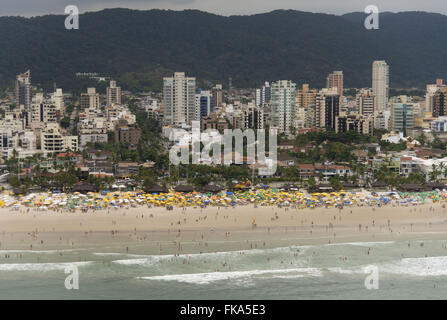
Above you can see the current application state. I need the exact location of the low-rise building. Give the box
[116,161,140,177]
[297,163,315,179]
[114,123,141,150]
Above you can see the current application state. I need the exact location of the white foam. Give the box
[380,256,447,276]
[93,252,124,257]
[328,256,447,277]
[137,268,322,284]
[327,267,362,275]
[325,241,395,247]
[93,252,153,259]
[111,245,308,266]
[0,261,92,272]
[113,258,153,266]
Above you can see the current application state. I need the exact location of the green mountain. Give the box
[0,9,446,91]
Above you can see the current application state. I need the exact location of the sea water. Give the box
[1,240,447,299]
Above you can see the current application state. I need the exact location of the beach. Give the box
[1,197,447,299]
[1,201,447,252]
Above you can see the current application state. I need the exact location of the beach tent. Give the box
[371,181,388,190]
[200,184,223,194]
[144,184,168,194]
[425,182,446,191]
[174,185,194,193]
[72,183,97,194]
[398,184,423,192]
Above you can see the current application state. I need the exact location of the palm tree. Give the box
[430,164,440,181]
[438,162,446,180]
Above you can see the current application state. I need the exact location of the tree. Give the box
[60,117,70,129]
[329,175,342,191]
[7,176,21,189]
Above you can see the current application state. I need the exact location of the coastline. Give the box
[1,202,447,253]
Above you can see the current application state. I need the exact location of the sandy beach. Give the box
[1,202,447,254]
[2,200,447,300]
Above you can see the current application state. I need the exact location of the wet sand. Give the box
[1,202,447,254]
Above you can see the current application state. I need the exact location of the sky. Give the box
[1,0,446,17]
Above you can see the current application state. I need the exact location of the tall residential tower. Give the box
[271,80,296,134]
[372,60,389,113]
[163,72,196,126]
[106,80,122,106]
[15,70,32,110]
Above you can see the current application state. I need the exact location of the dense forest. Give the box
[1,9,447,91]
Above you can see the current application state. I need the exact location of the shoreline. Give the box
[1,202,447,253]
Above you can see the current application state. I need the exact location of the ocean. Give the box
[1,239,447,299]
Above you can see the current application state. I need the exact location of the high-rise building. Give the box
[255,82,271,107]
[326,71,343,98]
[243,104,264,130]
[271,80,296,134]
[296,84,317,129]
[357,89,375,116]
[390,96,414,136]
[211,84,224,109]
[15,70,31,110]
[316,88,340,130]
[163,72,196,126]
[29,93,58,127]
[372,60,389,113]
[432,87,447,117]
[296,84,317,108]
[195,90,214,120]
[426,79,446,116]
[51,89,65,112]
[106,80,122,106]
[81,88,100,110]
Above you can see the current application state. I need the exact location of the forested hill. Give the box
[0,9,446,91]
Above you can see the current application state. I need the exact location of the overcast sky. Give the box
[1,0,446,17]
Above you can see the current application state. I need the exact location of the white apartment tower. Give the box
[29,93,58,127]
[41,123,78,154]
[163,72,196,126]
[106,80,122,106]
[271,80,296,134]
[372,60,389,113]
[51,88,65,112]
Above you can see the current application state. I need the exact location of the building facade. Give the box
[163,72,196,126]
[15,70,31,110]
[81,88,101,110]
[195,90,214,120]
[372,60,389,113]
[271,80,296,134]
[390,96,414,136]
[106,80,122,106]
[316,88,340,130]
